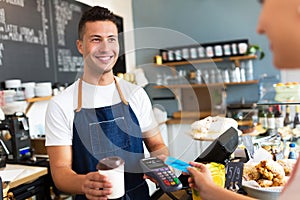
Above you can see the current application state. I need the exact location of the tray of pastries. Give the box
[242,159,296,200]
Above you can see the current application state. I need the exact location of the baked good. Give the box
[243,160,290,187]
[243,163,260,181]
[257,179,273,187]
[191,116,239,139]
[255,160,285,186]
[277,159,296,176]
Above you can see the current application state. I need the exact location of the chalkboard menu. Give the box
[0,0,125,84]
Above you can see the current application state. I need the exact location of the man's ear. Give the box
[76,40,83,55]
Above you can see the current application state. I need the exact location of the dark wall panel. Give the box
[0,0,125,85]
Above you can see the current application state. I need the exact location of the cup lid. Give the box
[97,156,124,170]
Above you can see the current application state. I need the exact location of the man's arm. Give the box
[47,146,112,198]
[47,146,84,193]
[143,127,169,157]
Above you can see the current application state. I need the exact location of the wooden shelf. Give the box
[25,96,52,114]
[166,111,211,124]
[166,118,197,125]
[26,96,52,103]
[156,55,257,67]
[154,80,259,89]
[225,80,259,85]
[173,111,211,119]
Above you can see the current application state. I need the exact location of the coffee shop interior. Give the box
[1,0,300,199]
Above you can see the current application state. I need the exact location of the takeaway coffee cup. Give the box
[97,156,125,199]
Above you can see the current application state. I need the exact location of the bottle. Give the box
[288,143,298,159]
[293,105,300,128]
[274,105,284,129]
[267,106,275,129]
[284,105,292,128]
[258,106,268,129]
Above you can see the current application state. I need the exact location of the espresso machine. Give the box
[0,112,32,163]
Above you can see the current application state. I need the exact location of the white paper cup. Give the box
[97,156,125,199]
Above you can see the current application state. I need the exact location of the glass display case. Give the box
[255,77,300,160]
[257,75,300,105]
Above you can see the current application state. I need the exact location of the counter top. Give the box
[1,164,48,197]
[166,111,212,124]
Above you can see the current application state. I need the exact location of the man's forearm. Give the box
[149,144,170,157]
[52,167,85,194]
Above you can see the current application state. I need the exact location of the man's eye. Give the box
[92,38,100,42]
[108,38,117,42]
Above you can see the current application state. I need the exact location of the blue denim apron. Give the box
[72,78,149,199]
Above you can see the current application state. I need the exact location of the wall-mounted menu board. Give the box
[0,0,125,84]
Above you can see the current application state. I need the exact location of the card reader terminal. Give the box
[140,157,182,192]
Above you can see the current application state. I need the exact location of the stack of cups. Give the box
[21,82,36,99]
[210,70,216,83]
[244,60,254,81]
[222,70,230,83]
[34,82,52,97]
[196,69,202,84]
[240,66,246,82]
[202,70,209,83]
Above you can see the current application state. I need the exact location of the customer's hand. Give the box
[82,171,112,199]
[187,161,214,192]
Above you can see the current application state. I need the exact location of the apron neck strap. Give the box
[114,77,129,106]
[75,77,128,112]
[75,78,83,112]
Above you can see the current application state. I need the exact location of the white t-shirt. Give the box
[45,77,158,146]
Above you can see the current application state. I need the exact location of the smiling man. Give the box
[45,6,169,200]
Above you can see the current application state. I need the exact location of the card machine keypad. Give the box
[140,157,182,192]
[154,167,180,186]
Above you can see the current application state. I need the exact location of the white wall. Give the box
[75,0,136,72]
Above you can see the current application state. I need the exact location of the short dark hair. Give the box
[78,6,118,40]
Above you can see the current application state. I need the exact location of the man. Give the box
[45,6,169,199]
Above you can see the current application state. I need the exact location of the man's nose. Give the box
[256,23,265,35]
[256,14,265,35]
[99,40,109,50]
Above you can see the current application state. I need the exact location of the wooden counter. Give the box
[1,164,48,198]
[166,111,212,125]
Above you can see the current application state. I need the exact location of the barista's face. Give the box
[257,0,300,69]
[77,20,119,77]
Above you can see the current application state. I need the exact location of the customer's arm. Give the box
[47,145,112,198]
[188,162,255,200]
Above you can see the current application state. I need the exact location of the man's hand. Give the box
[82,171,113,199]
[143,155,174,185]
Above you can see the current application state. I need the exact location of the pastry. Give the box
[191,116,240,139]
[277,159,296,176]
[243,164,260,181]
[256,160,285,181]
[257,179,273,187]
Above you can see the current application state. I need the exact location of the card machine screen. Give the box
[144,159,165,169]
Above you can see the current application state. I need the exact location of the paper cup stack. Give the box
[34,82,52,97]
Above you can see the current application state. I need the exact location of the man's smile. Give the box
[95,55,114,62]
